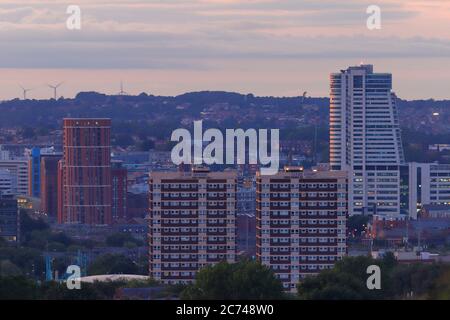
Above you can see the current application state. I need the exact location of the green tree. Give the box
[48,232,72,247]
[20,211,72,251]
[390,263,446,299]
[295,254,450,300]
[0,260,22,277]
[429,269,450,299]
[0,276,38,299]
[0,247,43,278]
[40,281,100,300]
[40,281,126,300]
[136,139,155,151]
[21,127,36,140]
[47,242,67,252]
[113,134,135,147]
[88,254,139,275]
[297,255,396,300]
[106,233,143,247]
[20,210,49,243]
[181,259,285,300]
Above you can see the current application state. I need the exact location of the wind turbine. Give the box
[48,82,63,100]
[19,85,32,100]
[118,81,128,96]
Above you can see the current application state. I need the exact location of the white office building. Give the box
[330,64,405,217]
[0,169,14,195]
[0,160,29,195]
[406,163,450,219]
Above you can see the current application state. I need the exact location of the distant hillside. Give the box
[0,91,330,132]
[0,91,449,163]
[0,90,448,130]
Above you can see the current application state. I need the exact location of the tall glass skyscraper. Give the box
[330,64,405,217]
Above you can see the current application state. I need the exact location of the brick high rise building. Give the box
[256,167,348,292]
[148,167,237,284]
[58,119,112,225]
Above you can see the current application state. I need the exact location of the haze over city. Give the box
[2,0,450,308]
[1,0,450,100]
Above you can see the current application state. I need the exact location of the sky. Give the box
[0,0,450,100]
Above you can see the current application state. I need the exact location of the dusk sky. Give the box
[1,0,450,100]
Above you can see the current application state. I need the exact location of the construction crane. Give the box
[45,255,53,281]
[76,250,88,277]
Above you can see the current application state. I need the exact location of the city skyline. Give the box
[1,0,450,305]
[1,0,450,100]
[1,60,450,300]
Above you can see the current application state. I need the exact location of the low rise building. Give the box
[406,163,450,219]
[0,159,29,195]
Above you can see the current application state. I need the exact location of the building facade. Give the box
[28,147,41,197]
[148,168,237,284]
[406,163,450,219]
[256,167,348,291]
[111,161,128,222]
[40,155,62,219]
[0,194,19,242]
[0,160,29,195]
[27,147,60,198]
[0,169,13,195]
[330,64,405,217]
[237,178,256,216]
[237,213,256,257]
[58,118,112,225]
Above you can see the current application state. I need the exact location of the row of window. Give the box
[153,183,233,189]
[258,183,338,189]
